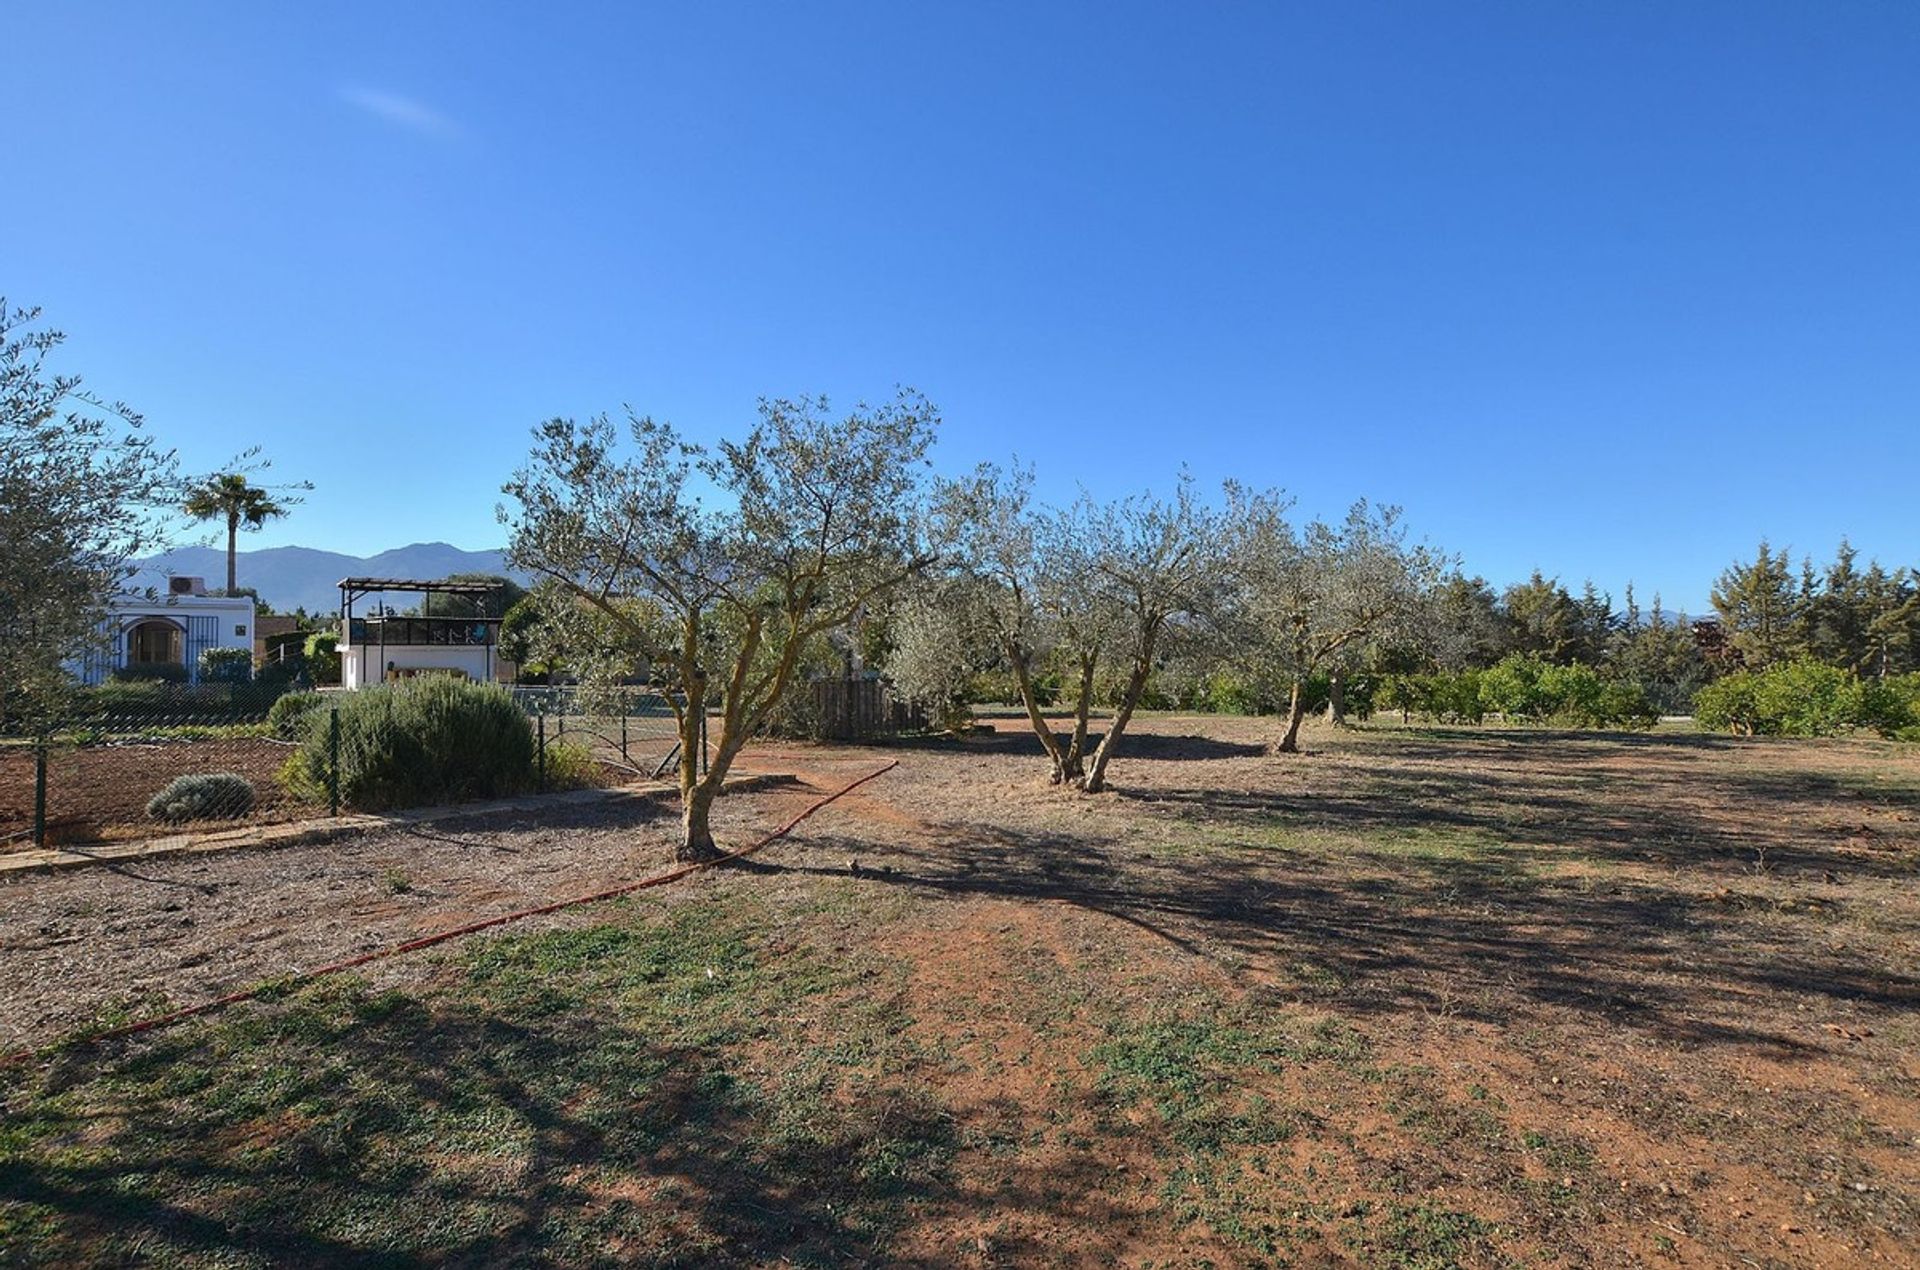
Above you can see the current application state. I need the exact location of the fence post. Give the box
[327,704,341,817]
[620,708,629,765]
[32,736,48,849]
[699,703,708,776]
[537,711,548,792]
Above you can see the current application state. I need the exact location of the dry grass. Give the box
[2,713,1916,1266]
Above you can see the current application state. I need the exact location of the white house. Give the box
[75,577,256,685]
[338,577,505,689]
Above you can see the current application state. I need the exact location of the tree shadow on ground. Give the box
[5,989,967,1267]
[747,814,1917,1056]
[1372,726,1743,753]
[1115,754,1919,882]
[874,726,1269,762]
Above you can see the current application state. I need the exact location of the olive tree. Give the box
[881,580,996,734]
[1075,475,1224,792]
[937,464,1221,791]
[1228,491,1446,753]
[0,303,175,730]
[502,391,938,860]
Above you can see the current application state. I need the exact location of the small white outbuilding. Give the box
[74,577,256,685]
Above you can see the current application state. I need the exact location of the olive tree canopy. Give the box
[935,464,1223,791]
[502,391,939,860]
[1227,491,1447,753]
[0,303,175,729]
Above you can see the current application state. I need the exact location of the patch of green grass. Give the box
[0,894,952,1267]
[1359,1201,1499,1269]
[1090,1004,1349,1254]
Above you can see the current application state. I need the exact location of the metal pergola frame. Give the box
[338,577,508,685]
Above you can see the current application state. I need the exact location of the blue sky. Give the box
[8,2,1918,613]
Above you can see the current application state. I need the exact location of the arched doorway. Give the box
[126,618,185,668]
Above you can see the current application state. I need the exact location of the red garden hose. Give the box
[3,761,897,1068]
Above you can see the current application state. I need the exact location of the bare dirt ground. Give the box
[3,714,1917,1267]
[0,762,832,1052]
[0,737,309,847]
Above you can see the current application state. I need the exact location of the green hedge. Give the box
[284,677,536,810]
[198,647,253,684]
[1377,656,1656,730]
[75,679,290,723]
[1694,661,1919,738]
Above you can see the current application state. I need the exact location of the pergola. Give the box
[338,577,507,685]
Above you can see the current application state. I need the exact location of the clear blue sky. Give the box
[9,2,1918,613]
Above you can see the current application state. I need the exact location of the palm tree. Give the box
[182,472,294,593]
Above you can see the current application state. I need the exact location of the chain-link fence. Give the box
[2,683,704,853]
[509,685,703,782]
[2,687,322,851]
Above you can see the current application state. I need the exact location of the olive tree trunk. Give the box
[1082,650,1153,793]
[1275,678,1308,754]
[1324,669,1346,726]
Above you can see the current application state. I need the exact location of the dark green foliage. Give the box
[1862,673,1920,740]
[422,573,526,619]
[287,677,535,810]
[76,678,286,722]
[1479,655,1656,729]
[266,690,326,740]
[197,646,252,684]
[1381,659,1651,729]
[1376,669,1487,724]
[111,663,188,685]
[1694,659,1916,738]
[1499,573,1613,666]
[146,772,254,822]
[303,631,341,685]
[497,595,545,674]
[1196,669,1279,715]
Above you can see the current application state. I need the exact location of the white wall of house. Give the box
[74,595,256,685]
[341,643,496,689]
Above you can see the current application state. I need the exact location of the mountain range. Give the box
[134,543,531,615]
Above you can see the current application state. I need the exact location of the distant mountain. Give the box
[133,543,531,615]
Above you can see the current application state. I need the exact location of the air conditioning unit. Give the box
[168,576,208,596]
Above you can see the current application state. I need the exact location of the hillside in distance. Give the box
[134,543,530,614]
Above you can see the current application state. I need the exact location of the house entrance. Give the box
[127,619,185,667]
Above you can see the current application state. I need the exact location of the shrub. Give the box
[1755,660,1862,736]
[285,677,535,810]
[77,679,287,724]
[1860,673,1920,739]
[1593,680,1661,730]
[198,646,253,684]
[1199,670,1272,715]
[267,690,327,740]
[1480,654,1549,721]
[1429,669,1486,723]
[112,663,188,685]
[542,740,606,791]
[1694,659,1900,738]
[1694,671,1760,735]
[1376,673,1422,722]
[147,773,255,823]
[1473,655,1654,729]
[304,631,342,685]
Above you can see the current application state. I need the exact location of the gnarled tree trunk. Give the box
[1325,669,1346,726]
[1275,678,1307,753]
[679,778,723,862]
[1082,650,1153,793]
